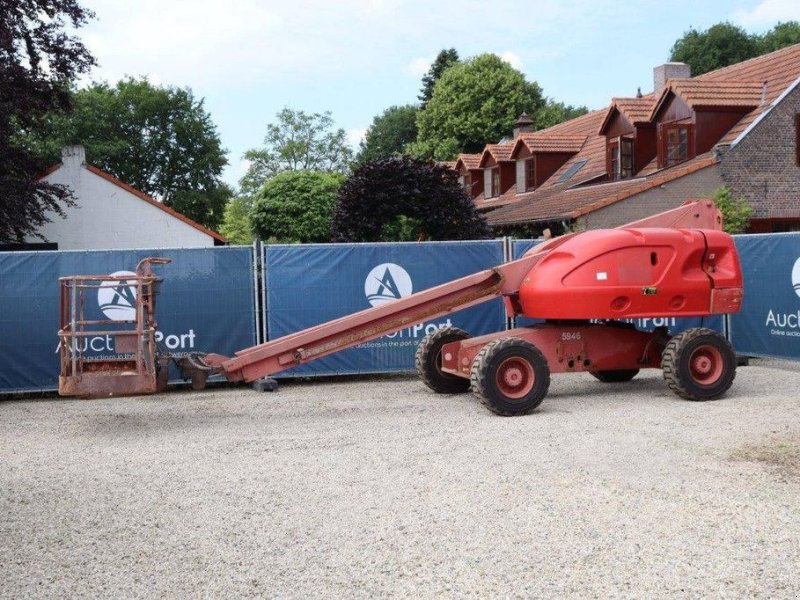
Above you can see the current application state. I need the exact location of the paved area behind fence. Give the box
[2,361,800,597]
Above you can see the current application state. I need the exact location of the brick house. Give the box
[463,44,800,234]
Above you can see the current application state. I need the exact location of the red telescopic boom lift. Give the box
[59,200,743,415]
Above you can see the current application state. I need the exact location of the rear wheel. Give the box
[471,337,550,416]
[415,326,471,394]
[662,328,736,401]
[590,369,639,383]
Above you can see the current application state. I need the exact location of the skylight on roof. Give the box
[557,159,588,184]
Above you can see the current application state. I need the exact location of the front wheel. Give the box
[470,337,550,416]
[662,328,736,401]
[415,326,471,394]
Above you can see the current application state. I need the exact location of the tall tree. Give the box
[1,0,95,243]
[331,156,490,242]
[240,109,353,196]
[408,53,545,160]
[418,48,460,108]
[758,21,800,53]
[669,22,759,75]
[219,196,254,245]
[250,170,345,243]
[356,105,418,164]
[535,101,589,130]
[24,77,228,229]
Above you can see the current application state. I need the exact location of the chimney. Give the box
[653,62,691,94]
[513,113,535,137]
[61,145,86,171]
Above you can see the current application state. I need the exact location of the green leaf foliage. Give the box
[330,156,491,242]
[240,108,353,197]
[1,0,95,243]
[712,187,752,234]
[669,21,800,76]
[25,77,228,213]
[758,21,800,53]
[535,101,589,129]
[219,196,255,245]
[168,184,233,232]
[356,105,419,165]
[251,170,345,243]
[419,48,460,108]
[411,53,545,160]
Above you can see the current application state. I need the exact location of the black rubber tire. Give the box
[470,337,550,416]
[415,326,471,394]
[590,369,640,383]
[662,328,736,401]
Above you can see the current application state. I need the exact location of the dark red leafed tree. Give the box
[0,0,95,243]
[330,156,491,242]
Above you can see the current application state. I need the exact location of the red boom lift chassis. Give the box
[59,200,743,416]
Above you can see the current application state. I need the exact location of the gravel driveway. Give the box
[2,360,800,598]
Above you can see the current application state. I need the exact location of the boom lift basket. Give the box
[57,258,171,397]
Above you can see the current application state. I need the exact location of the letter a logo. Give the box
[365,263,412,307]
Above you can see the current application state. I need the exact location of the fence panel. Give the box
[0,247,256,393]
[729,233,800,360]
[264,240,506,376]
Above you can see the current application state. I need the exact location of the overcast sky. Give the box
[79,0,800,189]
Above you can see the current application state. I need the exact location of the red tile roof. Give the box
[455,153,482,170]
[486,153,717,226]
[697,42,800,144]
[598,96,656,133]
[511,132,586,157]
[651,80,763,119]
[478,143,515,167]
[473,43,800,226]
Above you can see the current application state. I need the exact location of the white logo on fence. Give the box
[793,257,800,299]
[365,263,412,307]
[97,270,137,321]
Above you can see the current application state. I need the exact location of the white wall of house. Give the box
[25,146,217,250]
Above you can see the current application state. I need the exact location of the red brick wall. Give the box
[718,83,800,222]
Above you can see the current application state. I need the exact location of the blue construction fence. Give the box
[0,247,257,393]
[1,233,798,393]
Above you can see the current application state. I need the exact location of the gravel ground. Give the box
[2,361,800,598]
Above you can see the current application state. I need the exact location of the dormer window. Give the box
[484,167,501,198]
[459,173,472,192]
[526,159,536,190]
[609,136,634,180]
[661,123,694,167]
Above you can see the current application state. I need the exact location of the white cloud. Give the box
[346,128,367,149]
[406,56,432,77]
[733,0,800,27]
[500,51,524,70]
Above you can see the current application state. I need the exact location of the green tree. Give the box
[758,21,800,53]
[251,170,345,243]
[170,184,233,232]
[409,53,545,160]
[1,0,95,243]
[356,105,419,164]
[535,101,589,129]
[713,187,752,234]
[330,156,490,242]
[240,109,353,196]
[669,22,760,75]
[25,77,228,230]
[219,196,254,245]
[419,48,460,108]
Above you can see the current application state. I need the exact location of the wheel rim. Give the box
[496,356,535,399]
[688,345,724,385]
